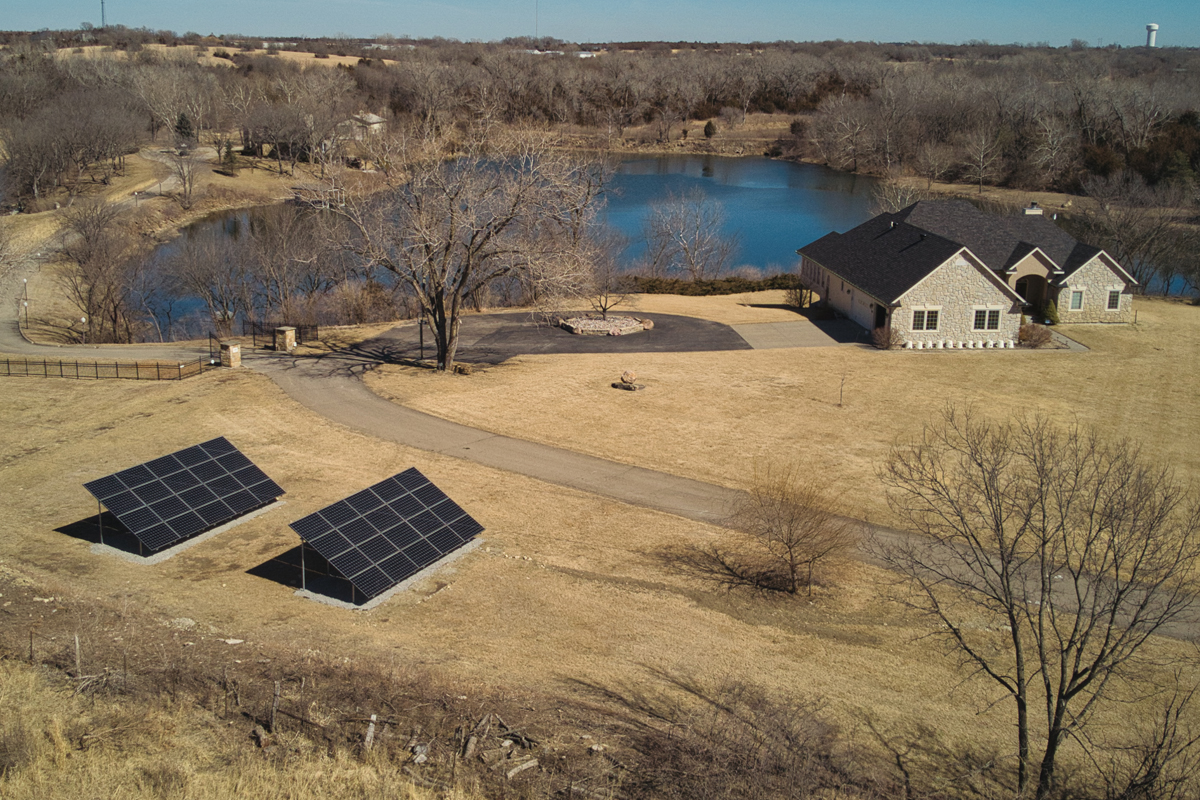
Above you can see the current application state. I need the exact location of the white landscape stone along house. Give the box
[797,200,1137,350]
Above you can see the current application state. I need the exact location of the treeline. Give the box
[3,34,1200,204]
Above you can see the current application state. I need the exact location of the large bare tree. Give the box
[331,130,607,371]
[877,406,1200,799]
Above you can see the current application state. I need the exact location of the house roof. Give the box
[894,200,1087,273]
[798,213,964,305]
[798,200,1133,304]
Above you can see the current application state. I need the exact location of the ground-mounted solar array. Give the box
[289,468,484,601]
[83,437,285,552]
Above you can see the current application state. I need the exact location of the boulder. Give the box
[621,370,637,384]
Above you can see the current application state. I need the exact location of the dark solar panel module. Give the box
[289,468,483,602]
[83,437,284,553]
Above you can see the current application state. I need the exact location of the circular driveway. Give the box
[355,311,753,364]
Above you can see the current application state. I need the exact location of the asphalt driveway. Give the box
[353,311,753,364]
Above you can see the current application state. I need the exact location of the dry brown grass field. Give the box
[0,661,451,800]
[2,295,1196,795]
[368,293,1200,526]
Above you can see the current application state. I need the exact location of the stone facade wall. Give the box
[898,255,1021,349]
[1056,257,1133,323]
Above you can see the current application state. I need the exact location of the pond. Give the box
[171,155,878,274]
[604,155,877,272]
[150,156,878,339]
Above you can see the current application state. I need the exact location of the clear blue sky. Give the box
[10,0,1199,47]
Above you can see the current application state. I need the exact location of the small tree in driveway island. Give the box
[876,405,1200,799]
[697,463,859,596]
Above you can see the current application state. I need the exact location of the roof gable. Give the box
[895,248,1025,305]
[798,214,962,305]
[895,200,1082,272]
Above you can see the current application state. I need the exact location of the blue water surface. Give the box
[602,155,878,273]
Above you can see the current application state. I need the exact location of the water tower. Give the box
[1146,23,1159,47]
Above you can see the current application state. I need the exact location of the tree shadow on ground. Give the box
[654,542,795,594]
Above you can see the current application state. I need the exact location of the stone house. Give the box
[797,200,1137,349]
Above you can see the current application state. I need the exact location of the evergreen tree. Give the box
[175,112,194,142]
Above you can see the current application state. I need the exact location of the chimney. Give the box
[1024,202,1043,216]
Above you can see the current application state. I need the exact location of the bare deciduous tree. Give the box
[642,188,737,281]
[1077,171,1199,292]
[57,201,146,343]
[170,150,202,210]
[958,129,1004,194]
[689,464,859,596]
[588,231,632,320]
[331,130,607,372]
[869,176,928,215]
[876,406,1200,799]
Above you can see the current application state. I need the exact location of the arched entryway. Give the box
[1015,275,1047,307]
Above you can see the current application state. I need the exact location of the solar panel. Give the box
[83,437,284,553]
[289,468,483,602]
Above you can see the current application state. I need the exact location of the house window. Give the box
[973,309,1001,330]
[1108,290,1121,310]
[912,309,939,331]
[1070,290,1083,310]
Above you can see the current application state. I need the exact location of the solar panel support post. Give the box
[300,543,307,591]
[97,500,104,546]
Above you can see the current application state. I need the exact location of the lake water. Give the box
[171,156,877,274]
[154,156,877,336]
[604,155,877,272]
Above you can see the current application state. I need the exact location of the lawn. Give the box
[1,294,1195,791]
[367,294,1200,526]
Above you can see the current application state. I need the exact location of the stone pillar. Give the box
[274,326,297,352]
[219,341,241,368]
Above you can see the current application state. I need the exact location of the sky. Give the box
[9,0,1199,47]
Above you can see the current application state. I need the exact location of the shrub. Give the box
[630,274,799,296]
[1044,297,1060,325]
[212,49,232,59]
[1019,323,1052,347]
[784,284,808,309]
[872,326,903,350]
[703,120,717,139]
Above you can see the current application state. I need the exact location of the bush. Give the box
[784,284,808,309]
[872,326,903,350]
[212,49,232,59]
[1019,323,1052,348]
[703,120,717,139]
[630,274,799,296]
[1043,297,1060,325]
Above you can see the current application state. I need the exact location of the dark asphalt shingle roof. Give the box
[798,213,964,305]
[798,200,1118,303]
